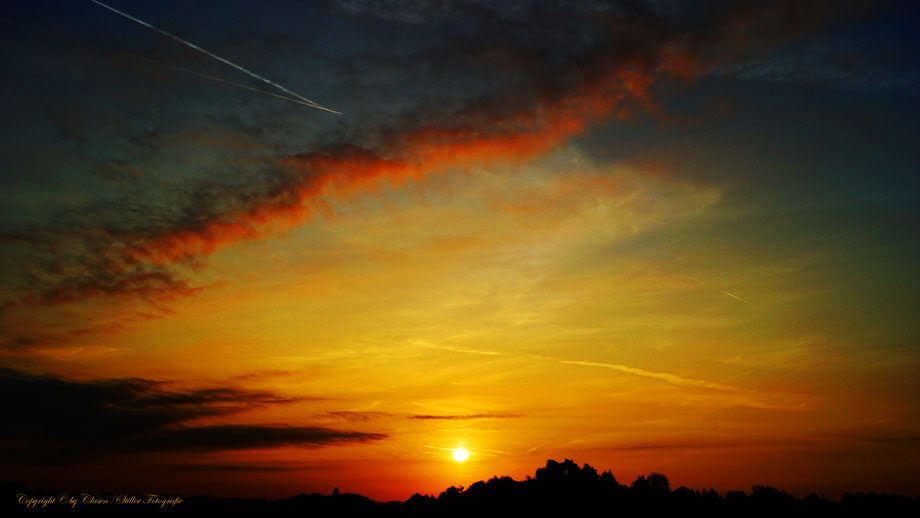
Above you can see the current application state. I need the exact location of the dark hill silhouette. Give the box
[4,459,918,516]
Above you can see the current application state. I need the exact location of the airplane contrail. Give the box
[685,275,758,308]
[1,15,336,112]
[126,54,340,112]
[88,0,339,114]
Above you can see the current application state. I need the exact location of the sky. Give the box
[1,0,919,501]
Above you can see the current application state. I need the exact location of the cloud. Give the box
[0,368,384,463]
[410,413,522,420]
[554,359,737,392]
[0,0,877,311]
[163,462,336,472]
[315,411,395,422]
[133,425,386,452]
[595,440,789,452]
[11,269,202,308]
[314,410,522,421]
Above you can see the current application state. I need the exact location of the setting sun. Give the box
[452,448,470,463]
[2,0,918,510]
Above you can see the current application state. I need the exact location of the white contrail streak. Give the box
[88,0,339,114]
[1,15,337,112]
[127,54,341,113]
[685,275,758,307]
[553,358,737,391]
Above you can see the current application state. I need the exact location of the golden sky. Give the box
[1,0,918,501]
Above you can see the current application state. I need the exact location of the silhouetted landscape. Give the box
[4,2,920,516]
[6,459,918,516]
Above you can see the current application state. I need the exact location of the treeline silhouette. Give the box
[4,459,918,516]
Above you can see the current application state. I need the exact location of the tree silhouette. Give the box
[3,460,918,517]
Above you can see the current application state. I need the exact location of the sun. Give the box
[451,447,470,462]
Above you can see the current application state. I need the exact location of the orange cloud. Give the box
[121,68,648,269]
[5,0,875,309]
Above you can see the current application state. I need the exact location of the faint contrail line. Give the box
[126,54,339,112]
[717,287,757,307]
[0,17,339,113]
[508,352,742,392]
[685,275,758,308]
[539,356,739,391]
[523,440,552,454]
[1,15,335,112]
[88,0,339,114]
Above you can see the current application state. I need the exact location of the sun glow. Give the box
[452,447,470,462]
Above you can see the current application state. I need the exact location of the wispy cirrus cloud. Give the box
[410,413,522,420]
[0,0,878,315]
[315,411,396,422]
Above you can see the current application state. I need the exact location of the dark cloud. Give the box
[12,269,201,308]
[135,425,386,452]
[0,368,384,463]
[314,411,522,421]
[164,462,336,472]
[0,0,885,316]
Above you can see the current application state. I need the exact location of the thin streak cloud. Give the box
[685,275,758,308]
[553,358,738,392]
[88,0,339,113]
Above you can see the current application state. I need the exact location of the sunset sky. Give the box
[1,0,918,501]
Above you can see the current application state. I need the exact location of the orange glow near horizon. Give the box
[2,4,919,501]
[5,150,918,502]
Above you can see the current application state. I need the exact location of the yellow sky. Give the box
[4,147,918,500]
